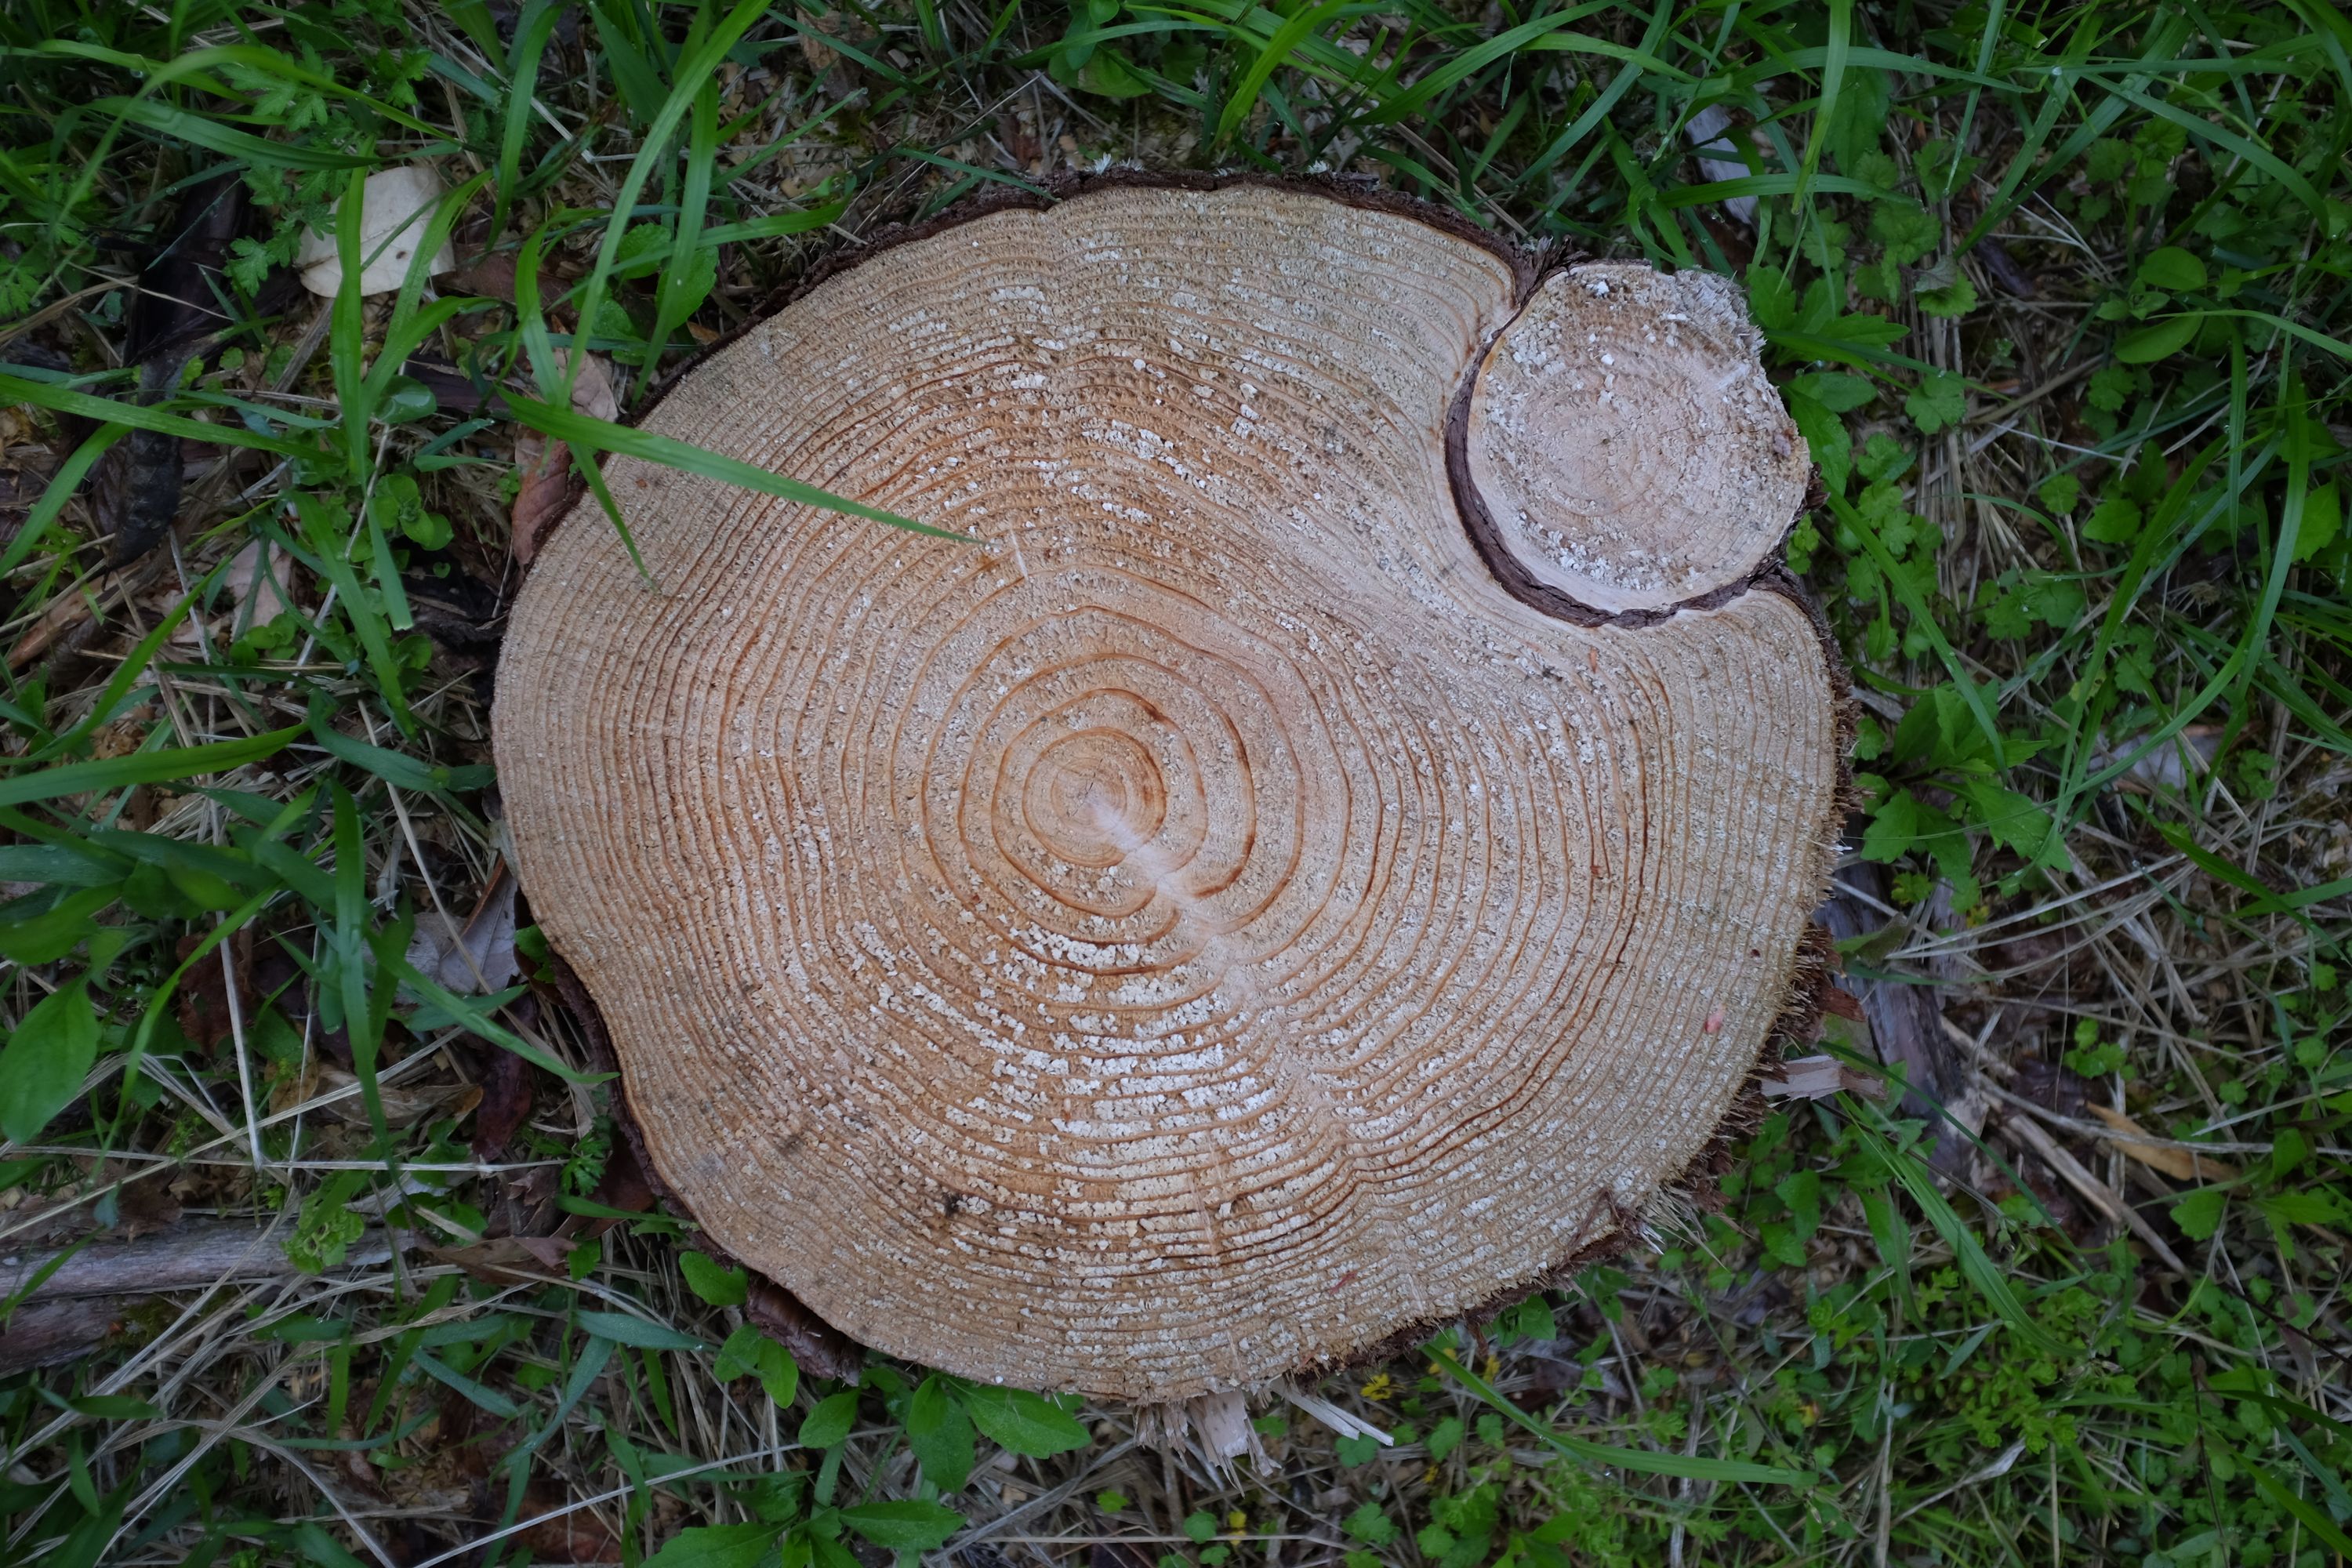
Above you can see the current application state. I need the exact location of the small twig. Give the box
[1999,1111,2188,1274]
[220,920,267,1177]
[1980,1080,2287,1158]
[949,1438,1143,1552]
[405,1441,807,1568]
[1962,354,2107,452]
[1893,1439,2025,1526]
[0,1220,412,1301]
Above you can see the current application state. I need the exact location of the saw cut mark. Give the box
[495,183,1844,1401]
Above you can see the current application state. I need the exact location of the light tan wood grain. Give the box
[494,183,1843,1400]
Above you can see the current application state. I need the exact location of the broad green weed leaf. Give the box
[1759,1221,1808,1267]
[1747,266,1795,331]
[641,1523,787,1568]
[2116,314,2201,363]
[838,1499,963,1552]
[1904,370,1965,433]
[1345,1501,1399,1546]
[957,1382,1089,1457]
[1918,274,1976,317]
[2257,1191,2343,1230]
[0,978,99,1143]
[1774,1170,1823,1241]
[680,1250,748,1306]
[2138,245,2207,292]
[713,1322,764,1381]
[0,887,122,965]
[2172,1186,2227,1241]
[1786,371,1875,412]
[713,1324,800,1408]
[1870,198,1941,264]
[287,1171,368,1274]
[754,1341,800,1409]
[1783,391,1849,492]
[2291,480,2339,562]
[2082,495,2144,544]
[798,1388,858,1449]
[1955,782,2063,869]
[906,1374,976,1491]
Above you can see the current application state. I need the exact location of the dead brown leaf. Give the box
[111,1174,183,1238]
[519,1488,622,1564]
[91,703,158,762]
[173,929,250,1051]
[314,1066,481,1128]
[580,1135,654,1232]
[444,252,519,303]
[470,1046,534,1163]
[510,353,617,565]
[269,1056,322,1116]
[510,434,572,567]
[430,1234,571,1286]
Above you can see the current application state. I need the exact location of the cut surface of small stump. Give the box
[494,182,1844,1402]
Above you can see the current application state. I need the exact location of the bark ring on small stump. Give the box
[495,179,1846,1403]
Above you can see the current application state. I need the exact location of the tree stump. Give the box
[494,180,1846,1401]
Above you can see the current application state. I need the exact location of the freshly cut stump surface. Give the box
[495,182,1844,1401]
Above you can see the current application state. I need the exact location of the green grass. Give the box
[1,2,2348,1565]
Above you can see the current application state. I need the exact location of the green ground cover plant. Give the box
[0,2,2346,1564]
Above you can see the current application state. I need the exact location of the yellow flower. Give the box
[1358,1373,1395,1401]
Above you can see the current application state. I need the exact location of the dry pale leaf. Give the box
[2085,1103,2241,1182]
[404,866,521,996]
[223,538,296,626]
[295,165,459,298]
[170,540,299,658]
[2089,725,2223,795]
